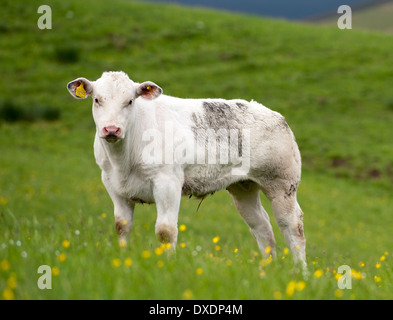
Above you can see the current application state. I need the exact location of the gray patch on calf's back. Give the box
[191,100,247,133]
[191,101,248,159]
[201,101,233,130]
[201,101,248,130]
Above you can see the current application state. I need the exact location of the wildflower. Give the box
[27,186,35,196]
[101,213,107,219]
[212,236,220,244]
[0,196,8,206]
[179,224,186,232]
[96,241,100,247]
[259,255,272,267]
[359,262,365,268]
[119,239,127,248]
[58,253,66,262]
[374,275,381,283]
[160,243,171,251]
[6,275,17,289]
[314,269,323,278]
[351,270,364,280]
[283,248,289,255]
[141,250,151,259]
[215,245,221,251]
[196,267,203,275]
[2,288,14,300]
[384,251,388,256]
[334,289,344,298]
[380,255,386,262]
[154,247,164,256]
[124,258,133,267]
[62,240,70,248]
[375,263,381,269]
[264,246,271,255]
[266,254,273,264]
[180,243,186,248]
[52,267,60,276]
[273,291,282,300]
[111,258,121,267]
[295,280,306,291]
[1,259,10,271]
[157,260,164,268]
[285,281,296,297]
[259,269,266,278]
[182,289,193,300]
[234,248,238,253]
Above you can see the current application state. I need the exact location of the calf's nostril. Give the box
[103,126,121,137]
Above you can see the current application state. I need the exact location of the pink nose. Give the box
[103,126,121,137]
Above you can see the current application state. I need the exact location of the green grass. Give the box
[1,0,393,300]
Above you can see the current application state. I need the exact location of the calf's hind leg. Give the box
[227,181,276,258]
[267,182,307,271]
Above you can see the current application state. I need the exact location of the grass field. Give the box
[1,0,393,300]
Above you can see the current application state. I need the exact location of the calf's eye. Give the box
[94,98,99,104]
[129,99,133,105]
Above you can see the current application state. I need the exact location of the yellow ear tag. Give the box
[146,85,151,91]
[76,83,87,98]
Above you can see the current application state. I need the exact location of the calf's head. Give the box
[67,71,162,143]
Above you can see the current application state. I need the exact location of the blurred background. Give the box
[1,0,393,300]
[150,0,393,22]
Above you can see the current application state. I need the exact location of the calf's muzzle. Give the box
[102,126,122,142]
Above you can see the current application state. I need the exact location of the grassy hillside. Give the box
[1,0,393,300]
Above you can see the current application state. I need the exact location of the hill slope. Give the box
[1,0,393,300]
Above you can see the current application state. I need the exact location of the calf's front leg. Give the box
[113,197,135,245]
[103,174,135,245]
[153,175,182,248]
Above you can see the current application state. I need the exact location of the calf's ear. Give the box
[67,77,94,99]
[135,81,162,100]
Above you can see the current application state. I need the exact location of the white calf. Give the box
[67,71,306,270]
